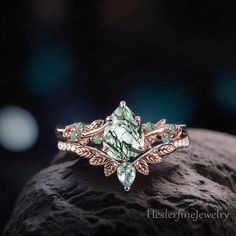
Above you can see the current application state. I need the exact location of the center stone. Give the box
[103,103,144,161]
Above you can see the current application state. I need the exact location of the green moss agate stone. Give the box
[117,162,136,188]
[103,104,144,161]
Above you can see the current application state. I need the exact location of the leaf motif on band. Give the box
[75,146,98,158]
[133,159,149,175]
[144,154,162,164]
[89,156,107,166]
[74,145,118,176]
[63,125,74,138]
[140,143,175,160]
[89,119,104,129]
[133,154,161,175]
[104,160,119,177]
[156,119,166,128]
[133,143,175,175]
[157,144,176,156]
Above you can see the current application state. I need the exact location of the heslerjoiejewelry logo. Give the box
[147,209,229,222]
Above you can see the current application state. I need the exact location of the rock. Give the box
[3,129,236,236]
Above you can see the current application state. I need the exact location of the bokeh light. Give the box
[23,41,75,97]
[126,79,194,124]
[213,71,236,113]
[0,106,39,152]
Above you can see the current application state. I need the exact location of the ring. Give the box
[56,101,189,191]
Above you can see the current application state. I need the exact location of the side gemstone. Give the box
[144,122,155,131]
[92,135,102,144]
[103,104,144,161]
[70,131,77,141]
[74,122,85,132]
[161,132,171,143]
[117,162,136,189]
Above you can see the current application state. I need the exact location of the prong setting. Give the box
[120,101,126,107]
[138,146,146,152]
[106,116,112,122]
[135,116,141,124]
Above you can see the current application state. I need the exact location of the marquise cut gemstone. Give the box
[103,104,144,161]
[168,124,176,133]
[92,135,102,144]
[74,122,85,132]
[70,132,77,141]
[161,132,171,143]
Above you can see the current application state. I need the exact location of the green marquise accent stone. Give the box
[74,122,85,132]
[168,124,176,133]
[92,135,102,144]
[103,104,144,161]
[117,162,136,189]
[70,131,77,141]
[161,132,171,143]
[144,122,155,131]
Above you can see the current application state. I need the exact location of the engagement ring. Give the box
[56,101,189,191]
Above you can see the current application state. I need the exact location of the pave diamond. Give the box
[174,137,189,148]
[103,103,144,161]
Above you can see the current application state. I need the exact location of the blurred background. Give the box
[1,0,236,232]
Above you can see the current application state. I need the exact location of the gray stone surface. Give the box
[3,129,236,236]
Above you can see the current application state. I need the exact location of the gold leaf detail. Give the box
[133,159,149,175]
[157,144,176,156]
[63,125,74,138]
[75,146,98,158]
[144,154,162,164]
[133,143,175,175]
[156,119,166,128]
[89,119,104,129]
[89,156,107,166]
[104,160,118,177]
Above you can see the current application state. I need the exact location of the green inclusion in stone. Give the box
[161,132,171,143]
[103,104,144,161]
[117,162,136,188]
[74,122,85,132]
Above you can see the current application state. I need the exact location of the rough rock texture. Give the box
[3,129,236,236]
